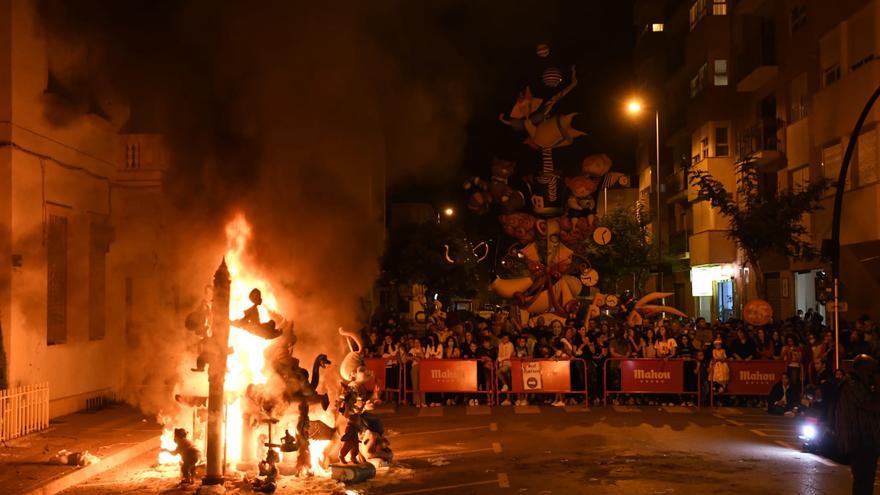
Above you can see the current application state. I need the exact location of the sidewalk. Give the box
[0,404,162,495]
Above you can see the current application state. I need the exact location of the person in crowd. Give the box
[755,328,773,360]
[769,329,784,358]
[643,328,658,358]
[781,335,804,387]
[473,338,497,406]
[408,338,426,407]
[444,336,461,359]
[834,355,880,495]
[625,327,643,358]
[497,334,514,405]
[812,358,832,385]
[711,339,730,393]
[655,325,677,358]
[549,320,564,343]
[808,333,827,367]
[729,328,757,360]
[767,372,800,416]
[381,334,399,359]
[677,334,695,359]
[847,330,870,359]
[425,334,443,360]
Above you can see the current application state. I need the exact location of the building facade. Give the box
[634,0,880,322]
[0,0,170,417]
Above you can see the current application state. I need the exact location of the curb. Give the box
[23,434,162,495]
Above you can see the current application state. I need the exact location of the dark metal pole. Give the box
[203,259,230,485]
[830,84,880,369]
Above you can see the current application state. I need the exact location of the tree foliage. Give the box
[687,156,831,297]
[583,205,661,296]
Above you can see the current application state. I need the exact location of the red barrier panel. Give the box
[505,359,588,402]
[365,357,403,403]
[604,358,700,406]
[710,360,800,406]
[403,359,495,405]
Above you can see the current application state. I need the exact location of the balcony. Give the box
[690,230,737,266]
[669,230,692,259]
[116,133,168,185]
[733,0,769,15]
[736,119,782,167]
[736,18,777,92]
[665,169,688,203]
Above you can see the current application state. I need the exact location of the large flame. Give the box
[158,213,332,477]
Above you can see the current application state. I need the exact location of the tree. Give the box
[687,157,831,299]
[584,205,667,296]
[381,221,482,309]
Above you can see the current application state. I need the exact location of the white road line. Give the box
[492,442,503,453]
[489,422,498,431]
[750,429,768,437]
[396,447,496,461]
[774,440,796,449]
[498,472,510,488]
[725,419,745,426]
[394,425,490,437]
[382,479,499,495]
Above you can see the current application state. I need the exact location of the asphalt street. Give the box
[61,405,855,495]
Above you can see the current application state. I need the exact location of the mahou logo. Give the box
[634,369,671,381]
[430,369,464,382]
[739,371,776,383]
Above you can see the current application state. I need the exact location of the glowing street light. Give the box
[443,207,455,217]
[626,98,644,116]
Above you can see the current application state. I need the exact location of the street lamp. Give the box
[625,97,663,296]
[443,207,455,217]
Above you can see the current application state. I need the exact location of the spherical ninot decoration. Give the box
[542,67,563,88]
[605,294,619,308]
[536,43,551,58]
[743,299,773,326]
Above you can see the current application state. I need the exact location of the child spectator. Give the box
[711,339,730,393]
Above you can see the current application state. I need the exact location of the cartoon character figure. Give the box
[338,414,366,464]
[581,153,613,178]
[499,212,537,243]
[464,176,492,214]
[161,428,201,485]
[234,289,282,339]
[489,158,526,212]
[252,449,279,493]
[565,176,599,214]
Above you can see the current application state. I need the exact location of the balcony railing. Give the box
[736,119,779,161]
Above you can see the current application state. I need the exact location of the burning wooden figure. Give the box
[161,428,201,484]
[338,414,365,464]
[234,288,282,339]
[294,401,312,477]
[252,449,279,493]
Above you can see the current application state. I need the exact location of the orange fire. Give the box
[158,213,332,476]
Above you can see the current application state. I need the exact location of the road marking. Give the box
[492,442,503,453]
[774,440,796,449]
[465,405,492,416]
[725,419,745,426]
[418,407,444,417]
[804,453,838,467]
[382,478,499,494]
[498,472,510,488]
[750,429,768,437]
[396,447,496,461]
[514,405,540,414]
[662,406,694,414]
[395,425,490,437]
[489,422,498,432]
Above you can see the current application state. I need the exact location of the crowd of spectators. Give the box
[359,308,876,409]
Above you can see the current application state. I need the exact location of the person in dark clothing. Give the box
[834,354,880,495]
[767,373,801,415]
[729,329,757,360]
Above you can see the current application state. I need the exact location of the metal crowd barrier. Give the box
[402,358,496,406]
[603,358,701,406]
[709,359,798,407]
[502,358,588,404]
[365,357,404,404]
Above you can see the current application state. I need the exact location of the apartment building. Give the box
[634,0,880,322]
[0,0,170,417]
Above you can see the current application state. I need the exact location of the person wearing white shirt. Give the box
[496,334,515,405]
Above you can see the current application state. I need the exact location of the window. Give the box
[47,214,68,345]
[790,4,807,34]
[791,165,811,192]
[820,29,841,87]
[857,128,879,186]
[848,5,875,71]
[89,222,109,340]
[713,60,728,86]
[701,137,709,160]
[715,126,729,157]
[690,0,706,30]
[652,23,664,32]
[712,0,727,16]
[822,142,847,189]
[690,62,708,98]
[788,73,808,123]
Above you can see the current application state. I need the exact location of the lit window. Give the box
[652,23,664,32]
[713,0,727,16]
[690,0,707,30]
[715,127,729,157]
[714,60,728,86]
